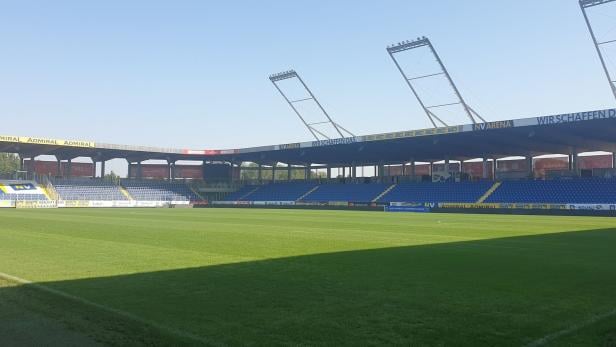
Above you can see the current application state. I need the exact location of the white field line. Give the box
[0,272,217,346]
[525,308,616,347]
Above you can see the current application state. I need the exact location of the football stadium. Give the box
[2,1,616,346]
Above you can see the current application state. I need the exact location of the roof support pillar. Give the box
[327,166,332,179]
[306,165,312,180]
[411,160,416,179]
[56,158,62,177]
[67,158,72,179]
[272,163,277,182]
[167,161,172,180]
[492,158,497,181]
[351,164,357,179]
[287,165,292,181]
[527,156,534,178]
[569,150,578,174]
[613,152,616,169]
[257,164,262,183]
[127,161,132,179]
[482,158,489,180]
[137,161,143,180]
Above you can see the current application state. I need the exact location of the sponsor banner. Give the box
[0,135,19,143]
[311,137,357,148]
[0,182,45,195]
[56,200,185,208]
[0,200,15,208]
[295,201,326,207]
[115,201,134,208]
[15,200,57,209]
[568,204,616,211]
[0,135,95,148]
[328,201,350,206]
[391,202,433,208]
[385,206,430,213]
[277,143,301,150]
[438,202,569,210]
[361,126,463,144]
[535,108,616,126]
[219,149,238,155]
[249,201,296,206]
[61,200,90,208]
[211,201,239,205]
[472,120,514,131]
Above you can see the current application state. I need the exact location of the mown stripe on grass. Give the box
[0,271,216,346]
[525,308,616,347]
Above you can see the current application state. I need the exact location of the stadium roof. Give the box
[2,108,616,166]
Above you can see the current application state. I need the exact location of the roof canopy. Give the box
[2,108,615,165]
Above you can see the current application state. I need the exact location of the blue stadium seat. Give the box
[244,182,317,201]
[302,183,388,203]
[379,181,493,203]
[122,180,201,202]
[53,178,128,201]
[224,185,258,201]
[486,178,616,204]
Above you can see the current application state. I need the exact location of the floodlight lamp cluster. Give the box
[387,36,429,53]
[269,70,298,82]
[580,0,615,8]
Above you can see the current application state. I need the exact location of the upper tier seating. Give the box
[302,183,389,203]
[122,180,200,202]
[486,178,616,204]
[379,181,494,203]
[244,182,317,201]
[53,178,127,201]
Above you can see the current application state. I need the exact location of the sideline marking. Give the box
[525,308,616,346]
[0,272,217,346]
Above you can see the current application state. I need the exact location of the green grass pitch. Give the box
[1,208,615,346]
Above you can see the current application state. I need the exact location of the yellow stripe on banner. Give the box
[0,184,7,193]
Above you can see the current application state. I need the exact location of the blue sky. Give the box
[1,0,615,151]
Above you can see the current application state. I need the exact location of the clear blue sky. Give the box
[1,0,615,150]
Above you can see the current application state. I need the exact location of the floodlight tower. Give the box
[269,70,354,141]
[580,0,616,102]
[387,37,485,127]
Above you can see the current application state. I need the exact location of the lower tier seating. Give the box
[122,180,201,202]
[486,178,616,204]
[302,183,389,202]
[246,182,317,201]
[224,185,258,201]
[53,178,127,201]
[379,181,494,203]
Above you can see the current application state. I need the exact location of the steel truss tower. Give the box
[269,70,355,141]
[387,37,485,128]
[580,0,616,102]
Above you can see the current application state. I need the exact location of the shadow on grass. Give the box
[2,228,616,346]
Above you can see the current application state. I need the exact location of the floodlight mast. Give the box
[580,0,616,102]
[387,37,486,128]
[269,70,354,140]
